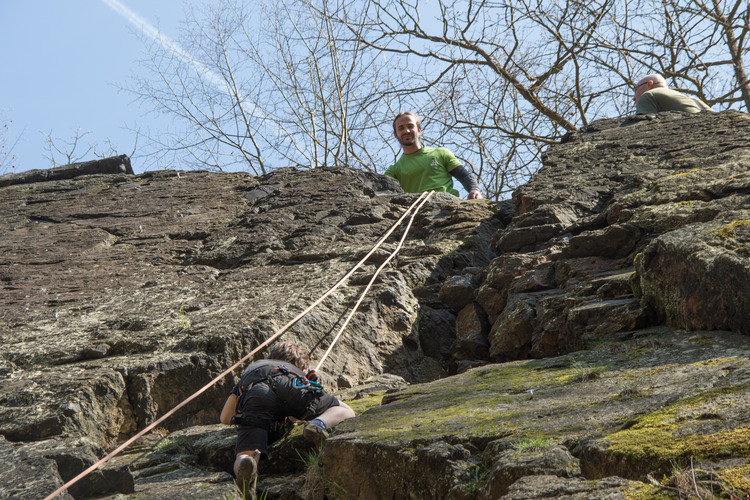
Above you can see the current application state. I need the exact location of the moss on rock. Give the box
[605,383,750,468]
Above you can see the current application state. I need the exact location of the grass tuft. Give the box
[511,435,553,452]
[571,361,609,382]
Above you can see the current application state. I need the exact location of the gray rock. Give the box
[636,213,750,332]
[482,445,581,498]
[452,302,491,363]
[3,111,750,499]
[20,436,133,498]
[0,154,133,187]
[323,329,750,499]
[500,475,642,499]
[438,274,478,311]
[0,164,497,498]
[0,436,73,500]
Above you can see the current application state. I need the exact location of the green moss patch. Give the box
[663,169,700,179]
[673,200,694,207]
[717,463,750,494]
[345,362,573,443]
[344,392,387,415]
[605,384,750,465]
[511,435,554,452]
[624,483,677,499]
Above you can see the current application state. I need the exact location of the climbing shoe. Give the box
[235,452,259,500]
[303,421,329,447]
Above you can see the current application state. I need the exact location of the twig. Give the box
[691,456,703,499]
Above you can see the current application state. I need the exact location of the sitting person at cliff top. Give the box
[385,112,483,200]
[220,341,355,499]
[634,74,712,114]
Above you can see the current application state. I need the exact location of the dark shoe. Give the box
[235,453,258,500]
[303,423,329,447]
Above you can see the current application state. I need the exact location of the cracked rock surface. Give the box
[2,110,750,499]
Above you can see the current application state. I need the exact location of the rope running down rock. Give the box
[314,190,434,371]
[44,190,434,500]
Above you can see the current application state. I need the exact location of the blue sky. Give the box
[1,0,185,174]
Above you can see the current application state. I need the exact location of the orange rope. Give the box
[315,190,434,371]
[44,191,430,500]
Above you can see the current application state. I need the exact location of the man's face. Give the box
[394,115,421,146]
[633,79,652,103]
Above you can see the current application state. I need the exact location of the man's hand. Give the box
[468,190,482,200]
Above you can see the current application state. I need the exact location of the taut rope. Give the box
[314,191,434,371]
[44,190,433,499]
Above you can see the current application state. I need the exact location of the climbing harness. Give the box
[44,190,434,500]
[230,360,322,426]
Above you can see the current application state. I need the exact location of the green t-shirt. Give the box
[636,87,711,114]
[384,147,461,197]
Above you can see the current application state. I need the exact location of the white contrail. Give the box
[101,0,258,116]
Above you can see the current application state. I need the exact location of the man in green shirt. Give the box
[385,112,482,199]
[634,74,712,114]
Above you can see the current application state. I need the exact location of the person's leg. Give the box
[304,401,355,446]
[233,426,268,500]
[314,401,355,428]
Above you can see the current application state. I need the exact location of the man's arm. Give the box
[450,165,482,199]
[384,164,398,179]
[220,393,239,424]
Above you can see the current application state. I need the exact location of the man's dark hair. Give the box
[393,112,421,133]
[268,341,310,371]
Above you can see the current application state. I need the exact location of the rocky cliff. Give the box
[1,110,749,499]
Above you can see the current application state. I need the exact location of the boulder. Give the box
[324,329,750,499]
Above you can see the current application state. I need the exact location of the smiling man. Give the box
[634,74,712,115]
[385,112,482,199]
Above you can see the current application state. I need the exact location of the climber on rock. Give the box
[220,341,355,499]
[385,112,483,200]
[633,74,712,114]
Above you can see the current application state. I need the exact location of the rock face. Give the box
[2,111,750,499]
[0,155,133,188]
[325,330,750,499]
[482,111,750,361]
[0,159,501,498]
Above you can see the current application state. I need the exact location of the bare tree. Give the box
[0,115,22,175]
[129,2,267,174]
[581,0,749,111]
[320,0,749,199]
[130,0,748,199]
[324,0,623,199]
[41,126,137,168]
[92,131,139,162]
[243,0,400,171]
[666,0,750,109]
[132,0,629,198]
[43,126,95,167]
[130,0,392,174]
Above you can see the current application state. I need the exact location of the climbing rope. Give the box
[314,190,434,371]
[43,190,433,500]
